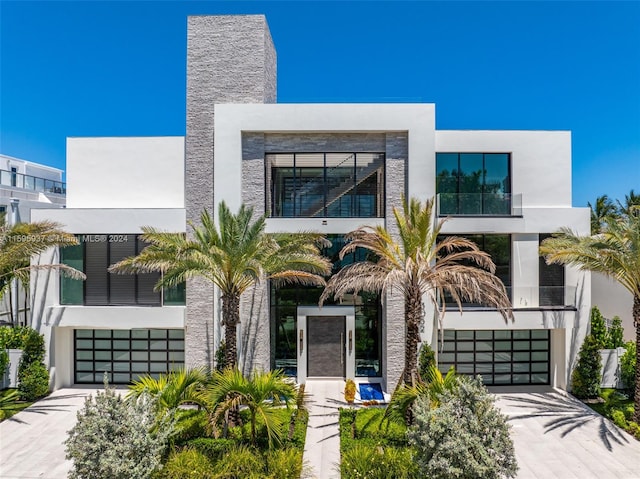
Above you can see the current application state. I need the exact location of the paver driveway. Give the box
[0,387,102,479]
[493,386,640,479]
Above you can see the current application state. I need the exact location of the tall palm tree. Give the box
[206,368,297,447]
[0,220,85,323]
[540,211,640,421]
[617,189,640,219]
[110,201,331,369]
[587,194,618,234]
[321,196,513,386]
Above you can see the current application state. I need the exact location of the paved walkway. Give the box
[0,387,102,479]
[301,380,345,479]
[493,386,640,479]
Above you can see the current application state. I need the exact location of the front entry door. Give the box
[307,316,345,377]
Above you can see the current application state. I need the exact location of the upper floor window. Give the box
[267,153,385,218]
[60,234,185,306]
[436,153,512,216]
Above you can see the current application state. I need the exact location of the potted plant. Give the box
[344,379,356,404]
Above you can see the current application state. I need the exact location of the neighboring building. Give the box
[592,273,634,342]
[31,15,591,392]
[0,154,66,326]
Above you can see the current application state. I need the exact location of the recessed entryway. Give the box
[297,306,355,383]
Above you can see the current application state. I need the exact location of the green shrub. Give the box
[408,376,518,479]
[264,448,303,479]
[159,448,216,479]
[0,349,8,375]
[340,444,418,479]
[17,361,49,401]
[211,444,264,478]
[65,386,173,479]
[20,329,45,365]
[608,316,625,349]
[620,341,636,393]
[170,409,209,446]
[418,342,436,380]
[590,307,608,349]
[571,335,602,399]
[611,409,628,429]
[185,438,234,461]
[0,326,43,353]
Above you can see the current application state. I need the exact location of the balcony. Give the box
[443,286,577,311]
[0,169,66,195]
[436,193,522,217]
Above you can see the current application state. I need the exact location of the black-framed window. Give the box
[60,235,185,306]
[74,328,184,384]
[539,234,566,306]
[439,234,511,306]
[270,235,382,377]
[438,329,550,385]
[436,153,511,215]
[267,153,385,218]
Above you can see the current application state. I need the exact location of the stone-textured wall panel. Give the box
[186,15,276,369]
[383,132,408,391]
[239,281,271,373]
[264,133,386,152]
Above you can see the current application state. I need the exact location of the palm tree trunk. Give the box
[633,295,640,423]
[403,282,422,386]
[222,293,240,370]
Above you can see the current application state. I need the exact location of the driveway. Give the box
[493,386,640,479]
[0,387,103,479]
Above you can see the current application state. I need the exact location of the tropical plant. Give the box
[571,335,602,399]
[540,209,640,420]
[588,194,618,234]
[617,189,640,219]
[206,368,297,447]
[65,383,173,479]
[110,202,330,369]
[0,389,22,420]
[0,220,84,324]
[340,444,418,479]
[321,196,512,385]
[408,375,518,479]
[159,447,216,479]
[608,316,625,349]
[127,367,207,411]
[621,341,636,394]
[590,306,608,349]
[383,365,457,426]
[417,342,436,381]
[344,379,356,403]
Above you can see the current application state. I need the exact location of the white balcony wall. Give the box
[66,137,185,209]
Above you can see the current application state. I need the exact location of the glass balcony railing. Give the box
[443,286,576,310]
[436,193,522,216]
[0,169,66,195]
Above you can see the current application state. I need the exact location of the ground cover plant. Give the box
[586,388,639,440]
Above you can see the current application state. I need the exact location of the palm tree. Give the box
[206,368,297,447]
[617,189,640,218]
[587,194,618,234]
[110,201,331,369]
[127,367,207,410]
[0,220,85,324]
[540,211,640,421]
[321,196,513,386]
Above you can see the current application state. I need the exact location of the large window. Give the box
[436,153,511,215]
[439,234,511,306]
[539,234,566,307]
[60,235,185,306]
[268,153,384,218]
[271,235,382,377]
[438,329,550,385]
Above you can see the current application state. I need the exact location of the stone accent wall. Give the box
[383,132,408,391]
[264,133,386,152]
[185,15,276,369]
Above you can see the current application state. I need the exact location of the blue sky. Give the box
[1,1,638,207]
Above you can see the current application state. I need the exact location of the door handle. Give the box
[349,330,352,353]
[300,330,304,354]
[340,333,344,365]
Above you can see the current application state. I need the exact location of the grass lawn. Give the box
[0,389,34,421]
[585,388,639,440]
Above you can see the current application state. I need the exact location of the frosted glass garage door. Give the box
[438,329,550,385]
[74,329,185,384]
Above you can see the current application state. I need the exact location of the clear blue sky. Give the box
[1,1,638,207]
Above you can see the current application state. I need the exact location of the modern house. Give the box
[31,15,591,392]
[0,154,66,326]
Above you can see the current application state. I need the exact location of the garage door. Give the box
[74,329,185,384]
[438,329,550,385]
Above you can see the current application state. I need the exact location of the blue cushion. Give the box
[359,383,384,400]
